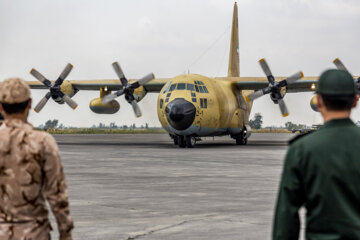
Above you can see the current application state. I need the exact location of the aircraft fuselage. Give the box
[157,74,253,141]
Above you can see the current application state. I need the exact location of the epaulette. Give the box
[288,130,315,145]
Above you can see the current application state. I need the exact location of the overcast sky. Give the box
[0,0,359,127]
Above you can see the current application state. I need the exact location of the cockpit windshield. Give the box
[177,83,186,90]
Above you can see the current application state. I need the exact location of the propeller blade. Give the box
[137,73,155,85]
[63,95,78,110]
[245,90,264,102]
[30,68,51,87]
[333,58,349,72]
[34,92,51,113]
[285,71,304,85]
[131,100,142,118]
[112,62,128,86]
[259,58,273,77]
[102,89,124,104]
[58,63,73,82]
[102,93,117,104]
[278,99,289,117]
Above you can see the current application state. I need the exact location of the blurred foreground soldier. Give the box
[0,78,73,240]
[273,69,360,239]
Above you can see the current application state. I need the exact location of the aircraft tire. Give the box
[173,135,179,145]
[178,136,186,148]
[185,136,196,148]
[235,135,247,145]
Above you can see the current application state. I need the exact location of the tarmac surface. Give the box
[50,133,304,240]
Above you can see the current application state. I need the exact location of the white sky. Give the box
[0,0,359,127]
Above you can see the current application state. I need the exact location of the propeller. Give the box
[102,62,155,118]
[245,58,304,117]
[333,58,360,92]
[30,63,78,112]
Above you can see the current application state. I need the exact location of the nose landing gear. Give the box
[170,134,196,148]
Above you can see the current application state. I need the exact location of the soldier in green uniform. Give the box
[272,69,360,239]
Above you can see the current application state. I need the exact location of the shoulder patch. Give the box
[288,130,315,145]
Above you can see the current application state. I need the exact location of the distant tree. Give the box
[44,119,58,130]
[58,123,64,129]
[110,122,117,129]
[123,125,128,129]
[249,113,263,129]
[285,121,307,131]
[145,123,149,129]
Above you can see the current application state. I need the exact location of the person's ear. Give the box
[352,95,359,108]
[316,94,323,109]
[27,99,32,110]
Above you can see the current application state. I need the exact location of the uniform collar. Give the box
[322,118,355,129]
[3,118,33,130]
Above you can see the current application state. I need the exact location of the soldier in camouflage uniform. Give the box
[272,69,360,239]
[0,78,73,240]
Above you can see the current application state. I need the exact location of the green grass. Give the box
[40,128,167,134]
[38,128,291,134]
[252,128,292,133]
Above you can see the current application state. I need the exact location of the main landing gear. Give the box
[171,135,196,148]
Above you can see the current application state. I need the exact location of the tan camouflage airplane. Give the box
[27,2,359,148]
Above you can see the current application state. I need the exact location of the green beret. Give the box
[316,69,356,96]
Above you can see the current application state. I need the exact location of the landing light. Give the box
[311,83,316,90]
[104,86,108,91]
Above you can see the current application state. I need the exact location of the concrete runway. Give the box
[50,133,301,240]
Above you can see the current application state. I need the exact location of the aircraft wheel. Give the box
[178,136,186,148]
[173,135,179,145]
[185,136,196,148]
[235,134,247,145]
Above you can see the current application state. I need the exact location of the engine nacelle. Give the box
[310,95,319,112]
[89,98,120,114]
[60,80,76,96]
[133,86,147,102]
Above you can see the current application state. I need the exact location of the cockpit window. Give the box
[177,83,186,90]
[195,85,199,92]
[169,84,177,91]
[187,84,195,91]
[162,81,172,94]
[203,86,209,93]
[199,86,204,93]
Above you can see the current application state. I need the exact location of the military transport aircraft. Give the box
[26,3,358,148]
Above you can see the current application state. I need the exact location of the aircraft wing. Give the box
[221,77,319,92]
[27,78,170,92]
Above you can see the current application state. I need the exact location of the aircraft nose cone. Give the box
[165,98,196,131]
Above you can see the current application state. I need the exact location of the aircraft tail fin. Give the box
[227,2,240,77]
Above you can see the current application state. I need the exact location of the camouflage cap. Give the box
[0,78,31,104]
[316,69,356,96]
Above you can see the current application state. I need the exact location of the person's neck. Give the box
[322,111,350,123]
[4,114,28,123]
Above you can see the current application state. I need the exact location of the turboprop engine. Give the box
[30,63,79,112]
[60,80,77,99]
